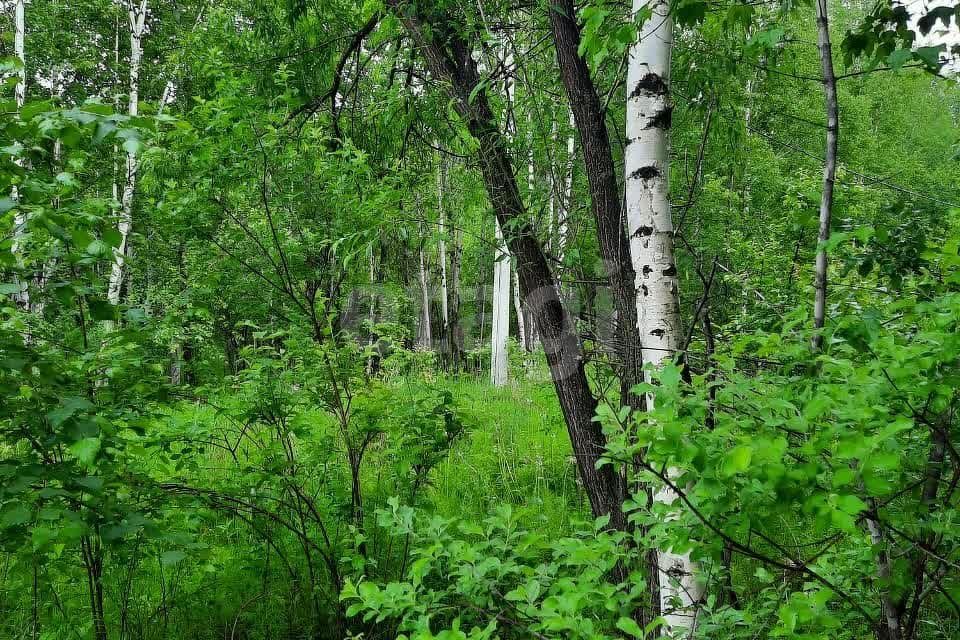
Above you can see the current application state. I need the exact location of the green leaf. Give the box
[616,616,644,638]
[835,494,867,515]
[102,227,123,248]
[675,0,707,26]
[122,138,143,155]
[32,526,56,549]
[915,45,945,69]
[887,48,912,70]
[721,445,753,477]
[47,397,94,427]
[86,298,117,321]
[160,550,187,565]
[69,437,101,466]
[1,504,31,528]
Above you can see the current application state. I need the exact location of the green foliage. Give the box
[2,0,959,639]
[342,502,653,639]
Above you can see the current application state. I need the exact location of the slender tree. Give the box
[417,221,433,350]
[559,110,574,262]
[811,0,838,350]
[11,0,28,311]
[438,155,449,339]
[549,0,643,411]
[490,41,516,386]
[108,0,148,306]
[491,218,511,386]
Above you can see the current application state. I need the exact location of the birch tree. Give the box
[512,266,526,351]
[417,221,432,350]
[11,0,28,310]
[490,217,510,386]
[489,41,515,387]
[107,0,148,307]
[625,0,703,629]
[559,110,575,262]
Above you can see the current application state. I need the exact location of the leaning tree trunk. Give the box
[811,0,838,351]
[625,0,703,631]
[108,0,147,307]
[549,0,644,411]
[385,0,626,530]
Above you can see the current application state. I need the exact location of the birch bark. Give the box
[558,110,575,262]
[489,42,515,386]
[626,0,702,630]
[107,0,148,307]
[490,219,510,386]
[513,265,526,351]
[417,222,432,350]
[11,0,29,310]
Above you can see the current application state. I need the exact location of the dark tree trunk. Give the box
[549,0,643,413]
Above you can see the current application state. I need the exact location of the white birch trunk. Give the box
[512,263,525,350]
[548,119,557,254]
[490,40,515,386]
[107,0,147,307]
[11,0,29,310]
[626,0,702,631]
[490,219,510,387]
[14,0,24,108]
[112,17,120,204]
[558,109,575,262]
[417,225,432,350]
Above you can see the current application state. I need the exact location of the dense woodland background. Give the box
[1,0,960,639]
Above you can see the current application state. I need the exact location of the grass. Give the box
[425,376,584,537]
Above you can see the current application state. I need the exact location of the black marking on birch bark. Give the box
[642,264,653,276]
[650,328,665,338]
[629,73,668,98]
[644,106,673,130]
[628,165,661,181]
[641,284,649,296]
[662,264,677,277]
[634,225,654,238]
